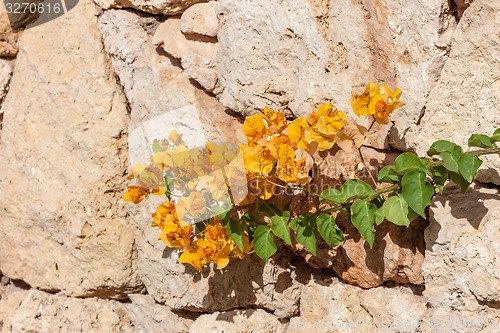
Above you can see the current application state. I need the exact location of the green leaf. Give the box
[427,140,462,156]
[468,134,495,149]
[458,153,483,183]
[320,179,374,204]
[319,188,344,204]
[270,211,292,245]
[394,152,428,174]
[401,171,434,218]
[378,165,399,183]
[258,203,282,216]
[315,214,344,247]
[338,179,374,200]
[253,226,277,262]
[257,204,292,245]
[290,216,317,255]
[449,172,471,193]
[225,219,245,251]
[152,141,165,153]
[382,195,413,227]
[490,128,500,143]
[242,213,257,223]
[371,195,385,227]
[164,176,172,200]
[351,200,376,248]
[375,207,385,226]
[440,150,462,173]
[242,214,258,242]
[408,207,420,223]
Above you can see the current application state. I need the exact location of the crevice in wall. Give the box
[382,281,426,297]
[95,13,133,118]
[94,10,153,298]
[477,298,500,310]
[175,304,280,318]
[448,0,460,23]
[0,59,15,135]
[81,288,133,301]
[189,77,215,97]
[416,106,426,126]
[8,278,32,291]
[472,291,500,309]
[171,309,204,321]
[0,274,61,295]
[114,74,132,117]
[223,108,245,124]
[156,46,183,69]
[450,0,473,22]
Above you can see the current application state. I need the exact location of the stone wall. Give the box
[0,0,499,332]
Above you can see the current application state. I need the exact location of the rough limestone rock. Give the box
[181,49,220,93]
[0,1,144,298]
[134,247,305,318]
[181,1,219,37]
[0,283,192,333]
[98,9,242,166]
[126,294,193,332]
[154,18,217,59]
[405,0,500,185]
[286,280,426,333]
[215,0,457,149]
[153,17,219,92]
[422,183,500,332]
[0,12,19,57]
[190,309,285,333]
[93,0,207,15]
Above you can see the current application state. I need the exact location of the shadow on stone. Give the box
[434,183,499,230]
[169,244,325,317]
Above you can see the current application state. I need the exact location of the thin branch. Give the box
[427,147,500,169]
[358,147,378,188]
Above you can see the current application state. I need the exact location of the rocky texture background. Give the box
[0,0,499,332]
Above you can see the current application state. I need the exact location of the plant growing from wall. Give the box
[124,82,500,271]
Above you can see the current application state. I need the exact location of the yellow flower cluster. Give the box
[179,218,252,270]
[151,201,251,271]
[123,82,404,271]
[351,82,405,124]
[123,131,253,270]
[239,102,367,204]
[152,202,193,249]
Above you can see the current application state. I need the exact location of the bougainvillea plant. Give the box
[124,82,500,271]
